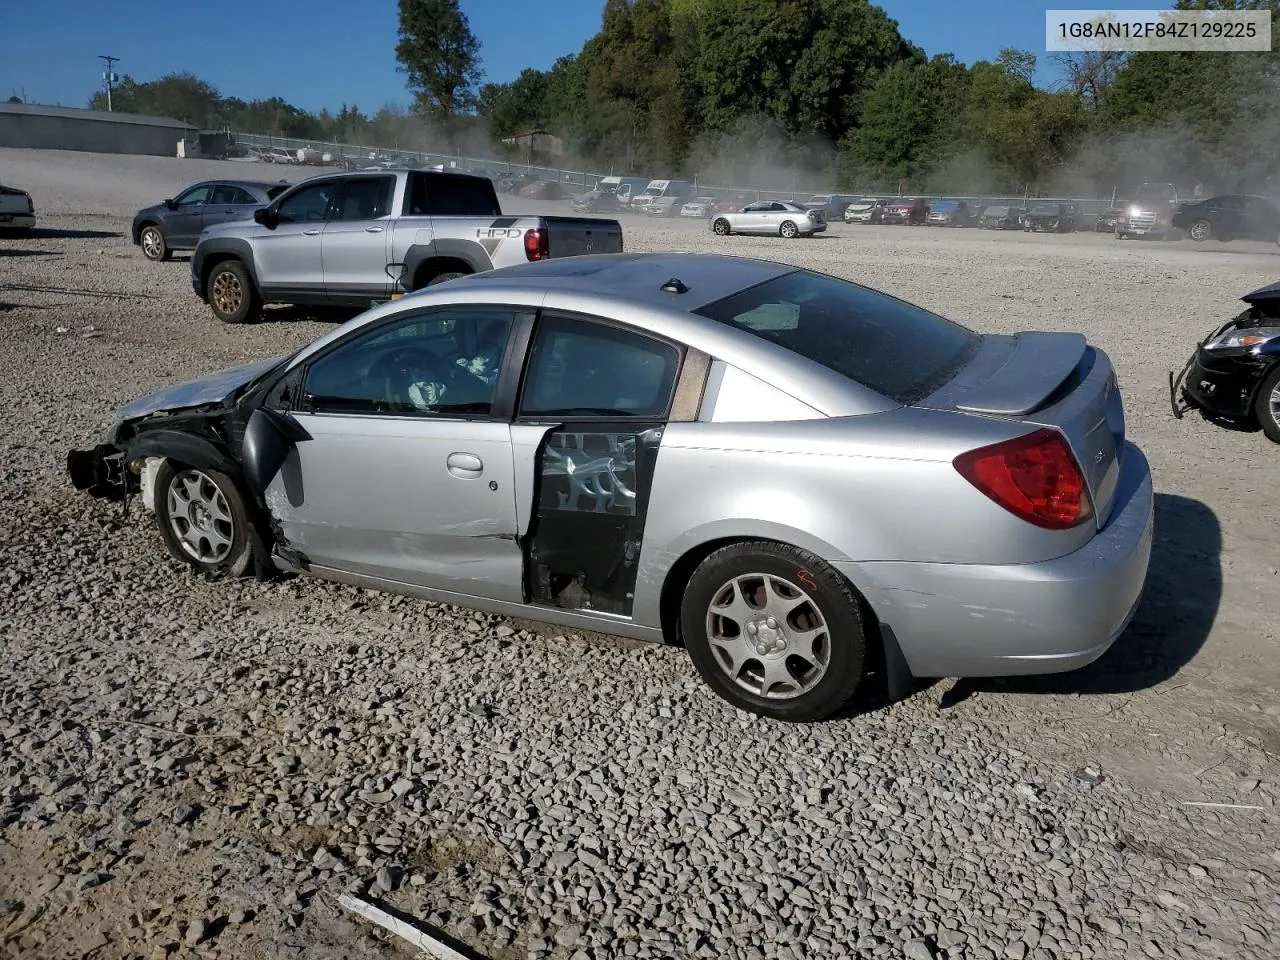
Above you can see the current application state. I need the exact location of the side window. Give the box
[175,185,210,207]
[276,182,336,223]
[330,177,393,221]
[301,309,515,416]
[209,184,241,204]
[405,173,501,217]
[519,316,680,419]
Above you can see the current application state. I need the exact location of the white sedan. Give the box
[711,201,826,238]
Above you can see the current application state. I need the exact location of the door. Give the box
[202,184,256,231]
[515,313,683,617]
[265,306,524,597]
[321,176,395,303]
[738,202,770,234]
[166,184,211,246]
[254,180,336,297]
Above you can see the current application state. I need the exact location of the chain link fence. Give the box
[228,131,1121,220]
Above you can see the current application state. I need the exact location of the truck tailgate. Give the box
[543,216,623,257]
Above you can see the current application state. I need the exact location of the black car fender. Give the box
[401,239,494,291]
[191,237,260,300]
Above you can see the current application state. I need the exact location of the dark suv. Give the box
[132,180,290,261]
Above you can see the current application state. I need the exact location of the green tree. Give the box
[395,0,482,122]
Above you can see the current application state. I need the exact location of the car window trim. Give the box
[292,303,533,422]
[327,174,396,222]
[513,309,688,424]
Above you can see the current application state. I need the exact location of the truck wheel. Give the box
[1254,366,1280,444]
[427,271,468,286]
[207,260,261,324]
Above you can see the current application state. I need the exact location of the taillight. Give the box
[953,428,1093,530]
[524,227,548,261]
[26,195,33,214]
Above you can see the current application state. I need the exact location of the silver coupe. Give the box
[67,254,1153,721]
[711,201,827,238]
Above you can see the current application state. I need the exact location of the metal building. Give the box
[0,103,196,157]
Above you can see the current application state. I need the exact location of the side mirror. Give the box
[163,198,176,210]
[254,207,277,228]
[241,407,311,497]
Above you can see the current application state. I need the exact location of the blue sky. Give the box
[3,1,1090,112]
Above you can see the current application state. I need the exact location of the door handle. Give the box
[446,452,483,479]
[303,229,320,236]
[365,226,384,233]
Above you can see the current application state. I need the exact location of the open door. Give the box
[524,422,664,617]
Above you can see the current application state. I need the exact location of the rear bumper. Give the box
[0,213,35,229]
[839,442,1154,679]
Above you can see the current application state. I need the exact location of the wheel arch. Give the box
[133,219,160,245]
[402,239,492,291]
[194,238,260,297]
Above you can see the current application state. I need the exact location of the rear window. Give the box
[405,172,501,217]
[694,271,980,404]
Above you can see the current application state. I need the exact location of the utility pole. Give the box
[99,55,119,111]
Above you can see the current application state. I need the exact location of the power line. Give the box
[98,55,119,111]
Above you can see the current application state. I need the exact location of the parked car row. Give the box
[124,169,623,324]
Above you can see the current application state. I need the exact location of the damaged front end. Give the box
[1170,290,1280,422]
[66,440,133,501]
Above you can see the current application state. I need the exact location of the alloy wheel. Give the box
[211,270,243,315]
[704,572,830,699]
[166,469,235,564]
[141,227,164,260]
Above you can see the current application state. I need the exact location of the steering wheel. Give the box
[367,346,449,409]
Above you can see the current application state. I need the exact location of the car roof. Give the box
[288,253,896,418]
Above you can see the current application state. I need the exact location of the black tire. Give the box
[1188,219,1211,242]
[139,224,170,261]
[779,220,799,239]
[1253,366,1280,444]
[154,462,252,578]
[713,218,731,236]
[207,260,260,324]
[426,271,468,286]
[681,541,867,721]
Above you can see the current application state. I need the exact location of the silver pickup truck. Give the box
[190,169,623,323]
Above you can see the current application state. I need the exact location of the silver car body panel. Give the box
[117,357,285,420]
[94,253,1153,681]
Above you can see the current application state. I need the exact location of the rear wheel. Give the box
[681,542,867,721]
[139,225,169,261]
[1254,366,1280,443]
[207,260,260,324]
[779,220,799,239]
[713,218,731,236]
[1189,219,1212,242]
[154,462,252,578]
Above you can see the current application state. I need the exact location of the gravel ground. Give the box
[1,148,1278,960]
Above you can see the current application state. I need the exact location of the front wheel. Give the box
[1254,366,1280,443]
[154,462,252,578]
[681,542,867,721]
[139,225,169,261]
[207,260,260,324]
[713,218,731,236]
[1189,219,1211,242]
[779,220,799,239]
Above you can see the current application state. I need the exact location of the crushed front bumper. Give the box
[839,441,1154,679]
[1171,348,1266,420]
[66,443,131,500]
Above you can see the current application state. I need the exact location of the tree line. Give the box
[88,0,1280,196]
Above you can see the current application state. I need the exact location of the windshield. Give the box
[694,270,980,404]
